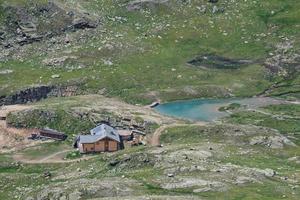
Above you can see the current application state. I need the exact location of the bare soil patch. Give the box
[0,105,37,153]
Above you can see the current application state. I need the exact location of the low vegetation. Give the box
[7,108,94,136]
[0,0,299,199]
[0,0,299,104]
[226,104,300,135]
[65,150,81,160]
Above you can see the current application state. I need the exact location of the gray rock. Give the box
[0,85,79,106]
[0,69,13,74]
[193,187,212,193]
[212,6,218,14]
[72,17,98,29]
[109,160,120,166]
[250,135,295,149]
[263,168,276,177]
[43,56,77,67]
[59,196,67,200]
[68,190,82,200]
[51,74,60,79]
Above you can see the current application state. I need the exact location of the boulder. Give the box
[263,168,276,177]
[72,17,98,29]
[51,74,60,79]
[109,160,120,166]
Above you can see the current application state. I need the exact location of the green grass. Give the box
[0,0,299,103]
[160,126,206,144]
[203,181,300,200]
[159,121,300,200]
[20,142,71,160]
[65,150,81,160]
[0,1,300,198]
[222,145,300,175]
[228,111,300,134]
[6,108,95,135]
[263,104,300,117]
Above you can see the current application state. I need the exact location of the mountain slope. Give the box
[0,0,299,104]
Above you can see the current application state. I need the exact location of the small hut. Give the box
[39,128,68,141]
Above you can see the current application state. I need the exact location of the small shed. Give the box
[39,128,68,141]
[118,130,133,141]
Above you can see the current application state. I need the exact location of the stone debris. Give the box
[250,135,296,149]
[51,74,60,79]
[0,69,13,74]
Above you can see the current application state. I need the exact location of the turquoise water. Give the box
[155,98,280,122]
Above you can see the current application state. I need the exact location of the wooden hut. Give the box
[75,124,121,153]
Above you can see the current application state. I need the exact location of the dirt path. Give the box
[150,122,207,146]
[13,149,97,164]
[39,150,73,163]
[247,108,300,120]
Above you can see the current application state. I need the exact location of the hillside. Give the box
[0,1,299,200]
[0,0,299,104]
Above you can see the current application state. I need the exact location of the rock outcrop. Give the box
[1,1,100,47]
[264,41,300,77]
[0,85,79,105]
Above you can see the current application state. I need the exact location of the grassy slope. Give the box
[227,104,300,135]
[0,0,299,103]
[160,124,300,200]
[0,1,300,198]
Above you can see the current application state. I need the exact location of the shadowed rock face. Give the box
[0,85,79,105]
[1,1,99,46]
[187,54,253,69]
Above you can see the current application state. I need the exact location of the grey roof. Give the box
[77,135,102,144]
[90,124,120,142]
[78,124,120,144]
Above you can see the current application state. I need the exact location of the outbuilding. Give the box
[39,128,68,141]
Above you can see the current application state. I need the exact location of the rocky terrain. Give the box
[0,0,299,200]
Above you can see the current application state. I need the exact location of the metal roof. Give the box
[90,124,120,142]
[78,124,121,144]
[78,135,102,144]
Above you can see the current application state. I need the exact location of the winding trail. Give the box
[150,122,207,146]
[246,108,300,120]
[39,150,73,163]
[13,150,97,164]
